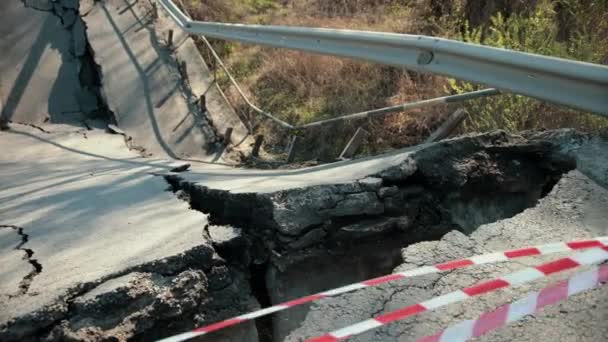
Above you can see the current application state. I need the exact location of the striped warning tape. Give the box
[418,264,608,342]
[307,247,608,342]
[155,237,608,342]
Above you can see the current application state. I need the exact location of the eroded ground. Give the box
[1,1,607,342]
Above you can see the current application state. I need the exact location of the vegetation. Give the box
[448,0,608,132]
[182,0,608,160]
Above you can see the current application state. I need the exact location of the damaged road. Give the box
[286,169,608,342]
[2,2,608,341]
[0,225,43,297]
[0,125,260,341]
[1,120,607,342]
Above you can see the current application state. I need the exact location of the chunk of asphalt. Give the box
[106,124,126,136]
[170,164,191,173]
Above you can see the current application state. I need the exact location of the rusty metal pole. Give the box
[424,108,467,144]
[252,135,264,157]
[339,127,369,160]
[286,135,298,163]
[167,29,174,47]
[151,3,158,20]
[223,127,233,146]
[199,94,207,113]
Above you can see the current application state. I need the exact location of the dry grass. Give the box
[184,0,608,161]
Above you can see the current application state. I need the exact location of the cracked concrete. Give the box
[166,130,583,341]
[286,170,608,342]
[2,2,607,340]
[0,125,259,341]
[1,0,109,126]
[0,225,43,297]
[81,0,250,162]
[2,122,607,341]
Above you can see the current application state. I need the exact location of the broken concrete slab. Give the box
[286,170,608,342]
[0,125,258,341]
[0,228,31,298]
[0,1,83,124]
[1,0,106,126]
[2,122,606,341]
[82,0,250,162]
[358,177,383,192]
[154,4,252,149]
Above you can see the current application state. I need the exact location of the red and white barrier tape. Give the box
[307,247,608,342]
[156,237,608,342]
[418,264,608,342]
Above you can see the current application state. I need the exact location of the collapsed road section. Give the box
[1,121,583,341]
[1,126,607,342]
[2,1,608,342]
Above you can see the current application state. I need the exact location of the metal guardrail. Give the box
[191,13,498,131]
[159,0,608,117]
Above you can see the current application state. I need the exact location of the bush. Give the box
[186,0,608,161]
[448,0,608,133]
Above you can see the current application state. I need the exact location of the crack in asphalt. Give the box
[1,225,43,296]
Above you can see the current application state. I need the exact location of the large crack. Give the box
[0,131,579,342]
[163,131,576,341]
[21,0,113,123]
[0,225,43,297]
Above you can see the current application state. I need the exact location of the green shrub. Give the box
[448,0,608,133]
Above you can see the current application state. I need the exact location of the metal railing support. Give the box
[223,127,233,145]
[286,135,298,163]
[297,89,498,129]
[425,108,467,143]
[162,1,505,134]
[339,127,369,160]
[167,29,174,47]
[197,36,294,130]
[252,135,264,157]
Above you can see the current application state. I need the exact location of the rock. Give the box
[395,216,413,231]
[400,186,425,198]
[333,218,399,240]
[106,124,126,135]
[334,182,362,194]
[384,194,406,215]
[208,225,245,250]
[207,265,232,291]
[207,225,249,263]
[171,163,191,173]
[271,186,344,236]
[358,177,383,192]
[327,192,384,217]
[377,157,417,182]
[288,228,327,250]
[50,270,210,341]
[378,186,399,199]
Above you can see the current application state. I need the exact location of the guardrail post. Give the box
[151,3,158,20]
[199,94,207,113]
[339,127,369,160]
[424,108,467,144]
[167,29,174,47]
[212,55,218,83]
[252,135,264,157]
[179,60,188,82]
[223,127,233,146]
[0,118,9,131]
[286,135,298,163]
